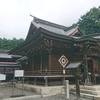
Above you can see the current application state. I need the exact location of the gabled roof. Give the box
[26,16,83,40]
[9,16,100,55]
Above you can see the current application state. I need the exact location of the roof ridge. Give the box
[30,15,67,29]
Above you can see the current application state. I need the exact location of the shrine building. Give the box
[9,16,100,86]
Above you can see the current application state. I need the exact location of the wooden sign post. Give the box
[11,70,24,97]
[58,55,69,81]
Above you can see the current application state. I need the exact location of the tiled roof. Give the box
[31,16,82,36]
[0,62,20,67]
[0,53,12,58]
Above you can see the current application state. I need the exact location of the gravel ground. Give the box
[0,86,36,99]
[0,86,90,100]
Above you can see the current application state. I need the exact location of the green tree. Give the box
[0,38,24,50]
[77,7,100,35]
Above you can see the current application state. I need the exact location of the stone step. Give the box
[80,85,100,91]
[70,88,100,95]
[72,85,100,91]
[70,91,100,100]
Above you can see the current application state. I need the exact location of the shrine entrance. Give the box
[83,56,99,85]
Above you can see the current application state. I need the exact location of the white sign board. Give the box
[63,70,65,74]
[15,70,24,77]
[0,74,6,80]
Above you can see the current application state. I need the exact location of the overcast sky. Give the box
[0,0,100,39]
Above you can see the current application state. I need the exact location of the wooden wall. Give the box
[51,55,62,70]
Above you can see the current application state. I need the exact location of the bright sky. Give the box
[0,0,100,39]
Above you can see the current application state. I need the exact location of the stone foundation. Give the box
[15,83,65,97]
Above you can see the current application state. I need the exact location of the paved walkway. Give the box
[0,86,91,100]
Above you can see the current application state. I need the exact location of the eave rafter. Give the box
[89,46,100,52]
[19,38,53,55]
[74,44,89,52]
[74,41,100,56]
[26,44,43,54]
[17,51,28,56]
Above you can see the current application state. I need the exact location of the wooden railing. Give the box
[0,71,14,74]
[0,69,81,76]
[24,70,73,76]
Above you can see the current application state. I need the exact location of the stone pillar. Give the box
[44,77,48,87]
[65,80,69,100]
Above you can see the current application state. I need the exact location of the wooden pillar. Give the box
[93,59,97,84]
[32,55,35,84]
[4,67,5,74]
[63,67,65,81]
[48,49,51,70]
[40,51,42,71]
[84,58,90,85]
[86,59,89,81]
[32,56,34,73]
[75,75,80,100]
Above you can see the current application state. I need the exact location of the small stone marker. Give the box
[65,80,69,100]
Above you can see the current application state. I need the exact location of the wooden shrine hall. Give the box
[9,16,100,86]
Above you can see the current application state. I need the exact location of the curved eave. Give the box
[40,28,74,43]
[9,27,75,55]
[74,36,97,43]
[9,26,98,55]
[40,28,98,45]
[9,28,42,54]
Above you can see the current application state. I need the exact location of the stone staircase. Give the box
[70,85,100,100]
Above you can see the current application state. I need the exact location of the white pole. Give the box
[65,80,69,100]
